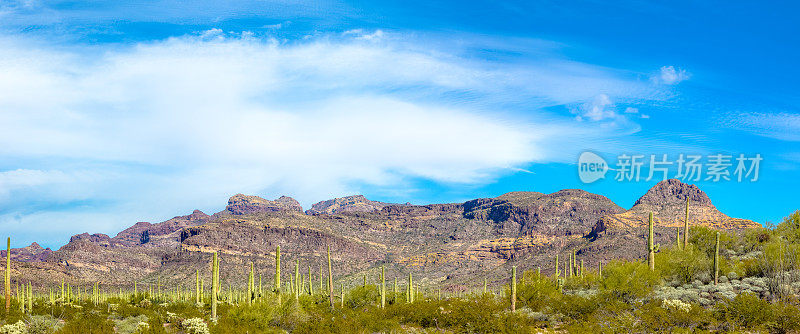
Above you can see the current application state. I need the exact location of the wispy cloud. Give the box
[728,112,800,141]
[0,29,666,246]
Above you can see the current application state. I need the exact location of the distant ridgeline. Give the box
[2,179,760,290]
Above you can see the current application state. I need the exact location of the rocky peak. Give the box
[69,233,111,244]
[186,210,210,221]
[0,242,53,262]
[225,194,303,215]
[591,179,758,234]
[306,195,391,215]
[633,179,712,207]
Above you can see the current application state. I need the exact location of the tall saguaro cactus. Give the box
[714,232,720,285]
[211,252,219,321]
[380,266,386,309]
[510,266,517,312]
[683,197,690,249]
[195,269,200,304]
[647,212,659,271]
[275,246,281,303]
[5,237,10,313]
[554,254,559,277]
[327,245,333,308]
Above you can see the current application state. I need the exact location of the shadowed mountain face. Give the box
[5,179,760,291]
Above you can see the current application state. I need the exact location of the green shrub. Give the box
[656,244,711,284]
[26,315,63,334]
[56,313,114,334]
[714,292,773,330]
[113,315,149,334]
[599,260,660,301]
[776,210,800,242]
[517,275,559,311]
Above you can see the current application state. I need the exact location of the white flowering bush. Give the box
[0,321,27,334]
[181,318,210,334]
[661,299,691,312]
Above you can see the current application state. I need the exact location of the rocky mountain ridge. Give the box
[3,179,760,291]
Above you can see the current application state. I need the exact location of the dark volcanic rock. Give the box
[306,195,393,215]
[225,194,303,215]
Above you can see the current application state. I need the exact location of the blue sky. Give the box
[0,0,798,248]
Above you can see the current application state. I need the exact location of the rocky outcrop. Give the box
[590,179,760,237]
[0,242,54,262]
[306,195,393,215]
[112,210,210,247]
[8,181,761,289]
[224,194,303,215]
[463,190,625,236]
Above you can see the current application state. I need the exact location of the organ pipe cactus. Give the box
[647,212,659,271]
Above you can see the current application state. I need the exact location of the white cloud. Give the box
[653,65,690,85]
[575,94,619,121]
[0,30,662,245]
[624,107,639,114]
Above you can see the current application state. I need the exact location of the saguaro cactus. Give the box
[307,266,313,295]
[647,212,659,271]
[683,197,690,249]
[676,227,681,248]
[407,273,414,303]
[554,254,559,277]
[294,260,300,301]
[380,266,386,309]
[275,246,281,303]
[211,252,218,321]
[510,266,517,312]
[327,245,333,308]
[714,232,720,285]
[195,269,200,304]
[5,237,10,313]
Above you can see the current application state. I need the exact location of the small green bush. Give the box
[27,315,63,334]
[714,291,773,330]
[600,260,660,301]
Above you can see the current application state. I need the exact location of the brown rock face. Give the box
[224,194,303,215]
[1,242,54,262]
[306,195,393,215]
[463,190,625,236]
[112,210,210,247]
[9,182,760,291]
[591,179,759,236]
